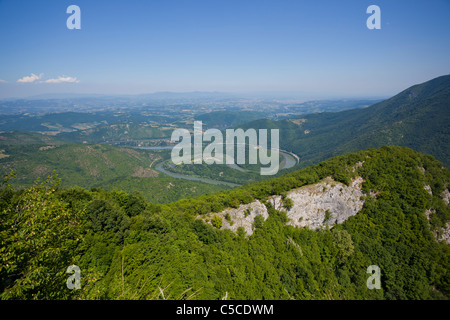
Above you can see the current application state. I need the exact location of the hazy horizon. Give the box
[0,89,391,102]
[1,0,449,99]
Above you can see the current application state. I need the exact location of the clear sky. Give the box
[0,0,449,99]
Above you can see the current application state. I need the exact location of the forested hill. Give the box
[0,140,228,204]
[240,75,450,168]
[195,110,267,129]
[1,146,449,300]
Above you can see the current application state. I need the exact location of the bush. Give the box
[86,199,130,236]
[283,197,294,211]
[253,214,265,229]
[324,209,332,223]
[211,215,223,229]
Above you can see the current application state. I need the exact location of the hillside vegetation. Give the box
[0,139,228,203]
[58,123,173,145]
[240,75,450,168]
[1,146,449,300]
[195,111,267,129]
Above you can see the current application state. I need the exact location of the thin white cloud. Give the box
[42,76,79,84]
[17,73,43,83]
[0,79,7,83]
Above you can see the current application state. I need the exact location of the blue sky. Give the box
[0,0,449,99]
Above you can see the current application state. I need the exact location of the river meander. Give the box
[136,146,298,187]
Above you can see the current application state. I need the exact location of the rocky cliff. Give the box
[201,176,366,236]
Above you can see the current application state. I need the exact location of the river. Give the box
[136,146,298,187]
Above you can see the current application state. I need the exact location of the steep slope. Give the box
[0,131,64,146]
[57,123,173,144]
[196,111,267,129]
[0,136,228,203]
[2,146,448,300]
[240,75,450,168]
[0,142,157,187]
[202,176,366,235]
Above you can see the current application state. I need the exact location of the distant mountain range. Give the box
[1,77,449,300]
[239,75,450,168]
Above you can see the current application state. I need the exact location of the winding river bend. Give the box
[137,146,298,187]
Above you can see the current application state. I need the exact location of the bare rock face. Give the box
[200,174,450,245]
[442,189,450,206]
[439,189,450,244]
[270,176,365,230]
[424,209,435,221]
[201,201,269,236]
[442,224,450,244]
[202,176,366,236]
[423,189,450,244]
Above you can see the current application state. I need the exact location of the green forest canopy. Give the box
[0,146,449,300]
